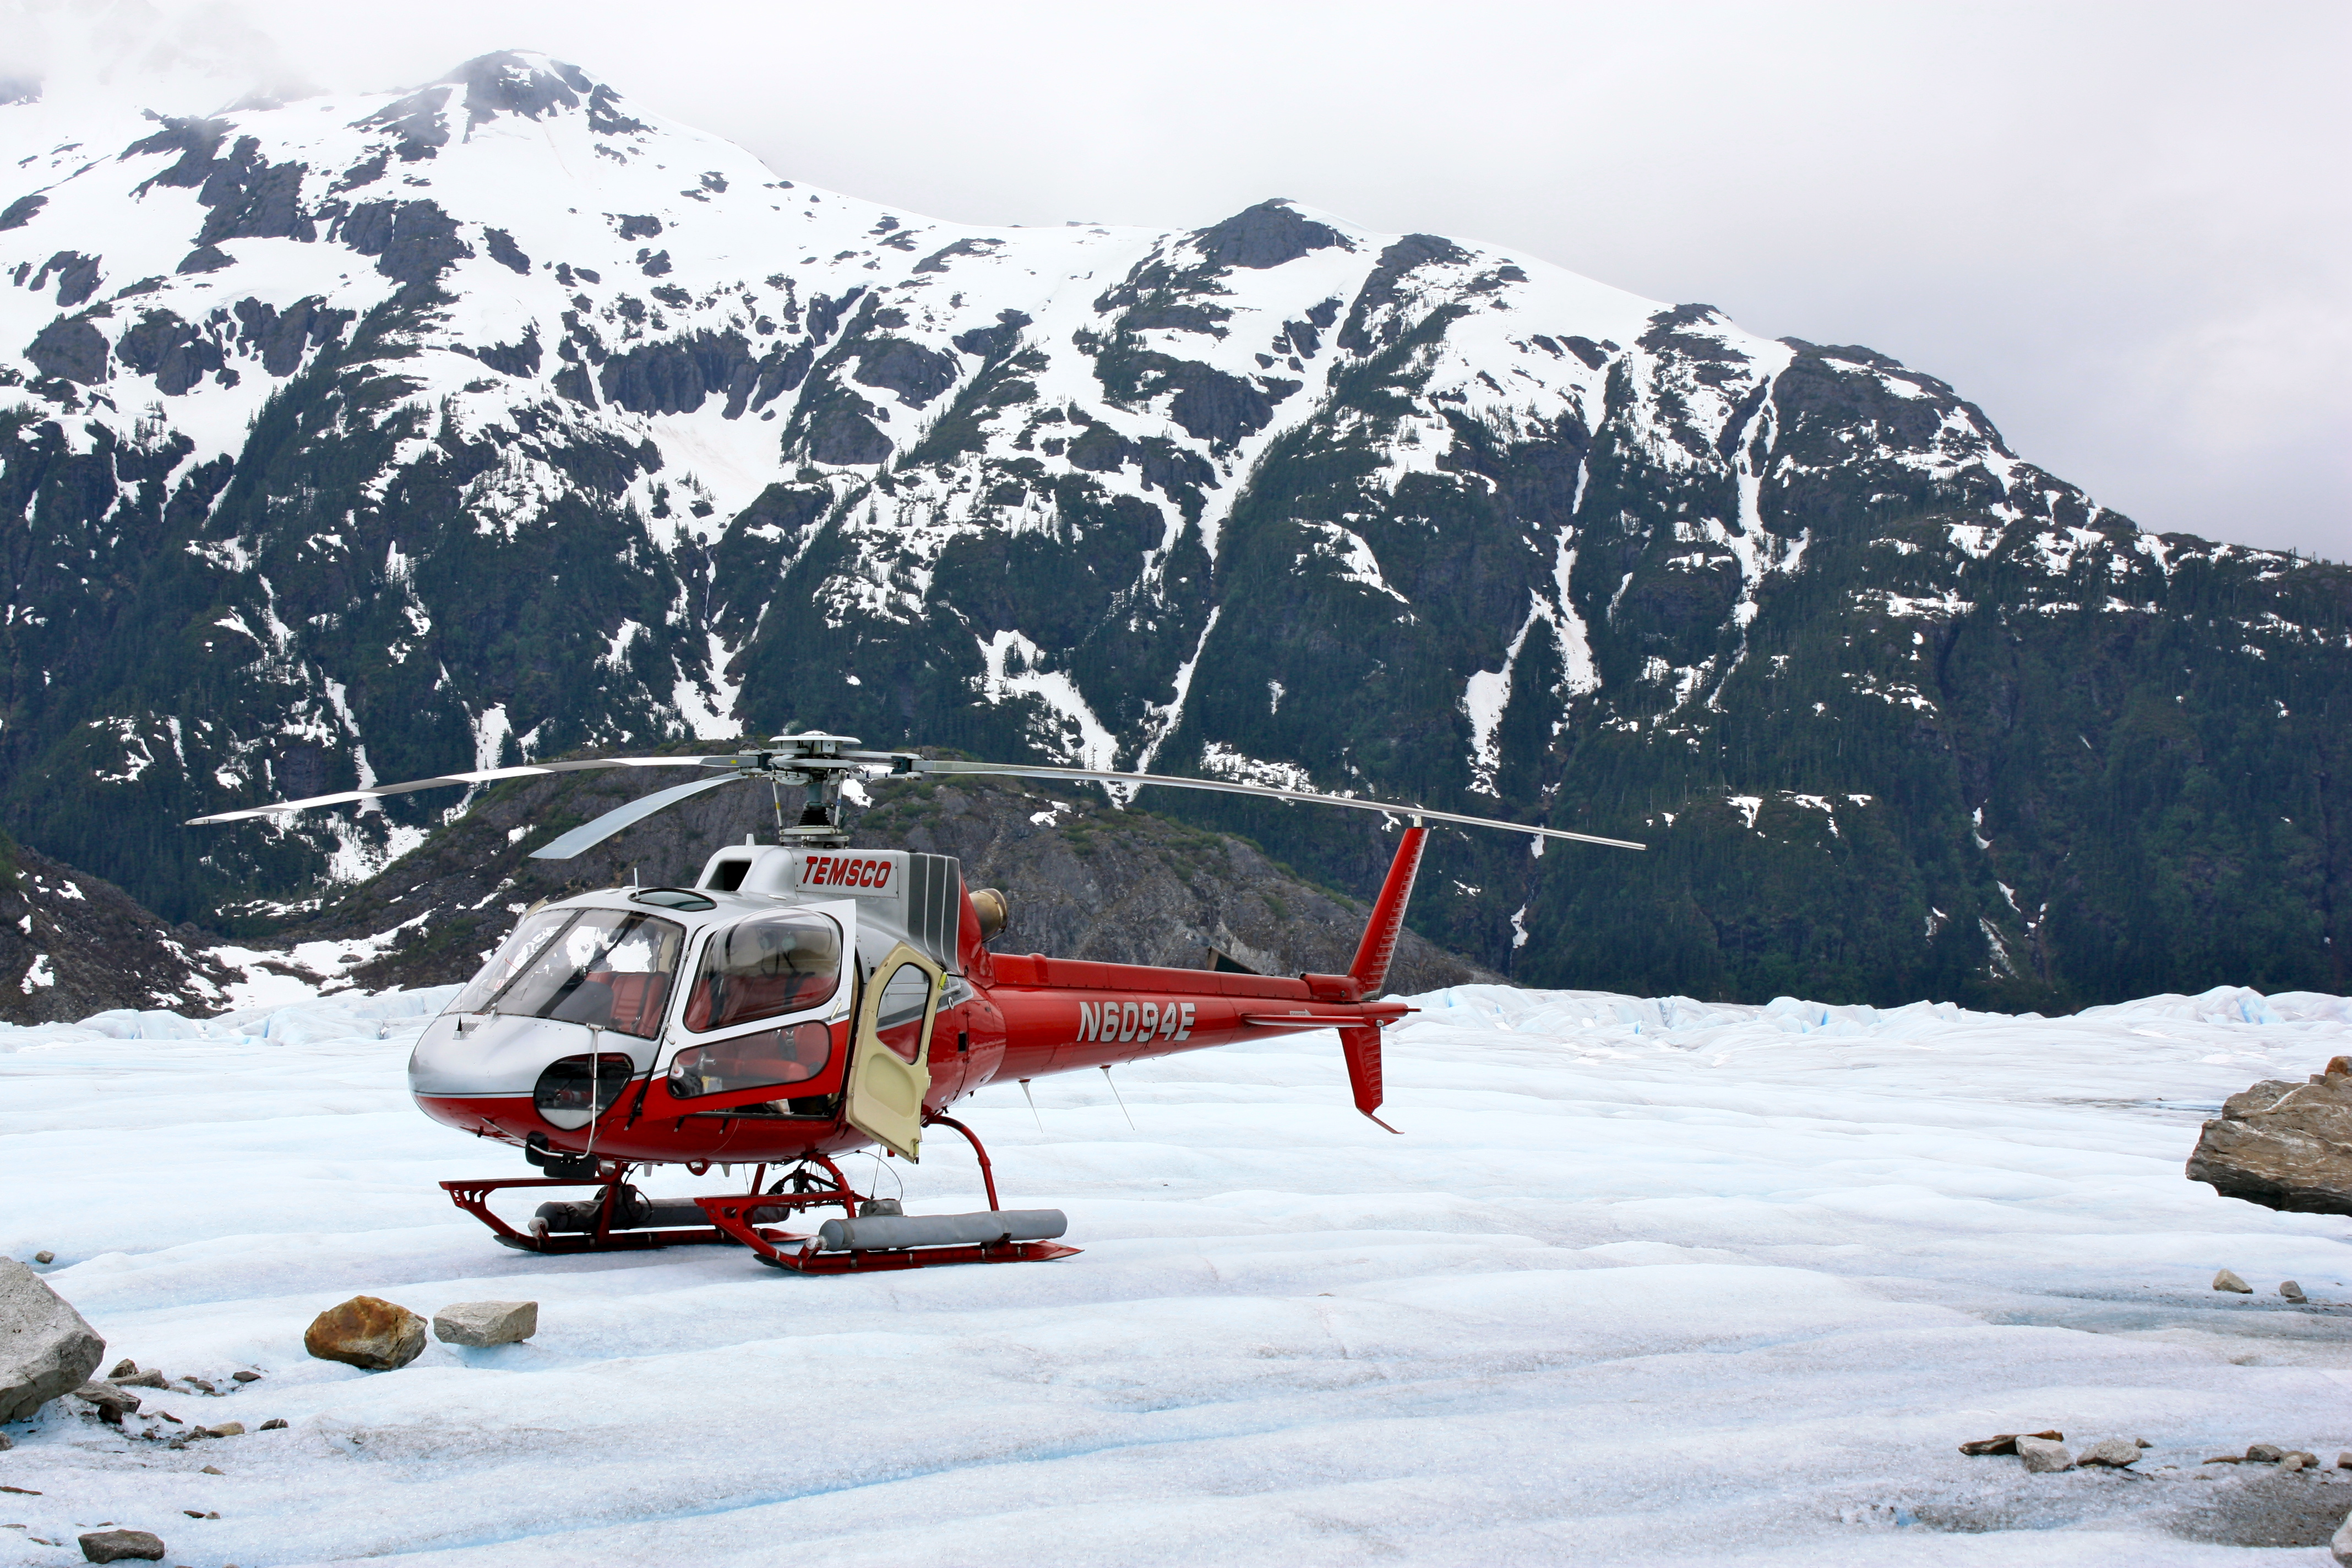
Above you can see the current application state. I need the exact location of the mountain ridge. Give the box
[3,49,2345,1010]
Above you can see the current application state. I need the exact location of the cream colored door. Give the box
[844,943,943,1161]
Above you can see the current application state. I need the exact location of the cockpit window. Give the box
[449,908,684,1038]
[684,911,842,1033]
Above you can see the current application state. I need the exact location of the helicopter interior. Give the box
[682,910,841,1031]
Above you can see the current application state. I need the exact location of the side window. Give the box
[685,912,843,1033]
[874,961,935,1063]
[667,1021,832,1099]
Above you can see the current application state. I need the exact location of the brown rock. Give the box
[69,1382,140,1424]
[31,1251,53,1265]
[2249,1444,2286,1463]
[75,1528,165,1562]
[107,1359,136,1379]
[1959,1429,2064,1456]
[303,1296,427,1371]
[2281,1280,2309,1303]
[2186,1071,2352,1215]
[2213,1268,2253,1293]
[198,1465,222,1475]
[200,1422,244,1439]
[230,1370,260,1382]
[258,1418,286,1430]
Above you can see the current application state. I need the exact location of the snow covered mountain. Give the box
[3,50,2346,1007]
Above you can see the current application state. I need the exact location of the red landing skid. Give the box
[438,1113,1081,1276]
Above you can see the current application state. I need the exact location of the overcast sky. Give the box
[17,1,2350,558]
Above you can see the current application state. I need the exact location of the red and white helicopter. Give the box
[193,735,1641,1275]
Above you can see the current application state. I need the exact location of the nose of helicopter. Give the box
[409,1012,653,1139]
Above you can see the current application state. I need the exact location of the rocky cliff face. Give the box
[0,835,238,1022]
[3,50,2346,1008]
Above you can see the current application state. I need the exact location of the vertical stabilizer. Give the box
[1347,826,1429,995]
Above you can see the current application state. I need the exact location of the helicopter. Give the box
[190,734,1643,1275]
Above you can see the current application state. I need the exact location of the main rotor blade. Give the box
[185,756,738,825]
[913,760,1646,850]
[527,772,752,861]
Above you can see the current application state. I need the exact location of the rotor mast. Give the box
[737,732,905,850]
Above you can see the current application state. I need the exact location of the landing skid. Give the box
[439,1113,1080,1274]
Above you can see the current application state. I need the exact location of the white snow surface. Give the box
[1,982,2348,1564]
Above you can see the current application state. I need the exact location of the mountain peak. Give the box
[434,51,602,129]
[1189,198,1354,270]
[357,50,644,154]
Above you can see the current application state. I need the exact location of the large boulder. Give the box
[304,1295,427,1371]
[2187,1059,2352,1215]
[0,1257,106,1422]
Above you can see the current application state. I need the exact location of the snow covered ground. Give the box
[2,983,2349,1565]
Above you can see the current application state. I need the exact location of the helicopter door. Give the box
[844,942,944,1161]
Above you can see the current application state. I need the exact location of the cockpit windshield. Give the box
[450,907,684,1038]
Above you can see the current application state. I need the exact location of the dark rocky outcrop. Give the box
[594,331,807,418]
[337,199,470,286]
[914,237,1003,275]
[451,52,594,128]
[231,295,352,375]
[1193,199,1351,270]
[0,838,240,1025]
[805,402,892,465]
[1163,361,1273,447]
[31,250,102,307]
[2186,1061,2352,1215]
[23,314,107,383]
[192,135,315,246]
[852,337,959,407]
[356,86,453,161]
[951,308,1031,360]
[1337,233,1473,355]
[113,309,226,395]
[483,227,531,274]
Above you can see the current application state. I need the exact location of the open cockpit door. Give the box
[845,942,944,1160]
